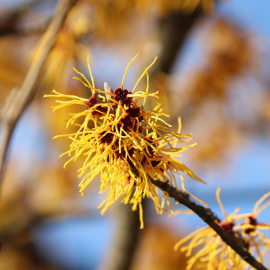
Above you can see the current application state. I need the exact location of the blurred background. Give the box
[0,0,270,269]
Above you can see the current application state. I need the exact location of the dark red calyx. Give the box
[128,147,135,157]
[151,160,161,167]
[245,216,257,234]
[119,116,143,133]
[99,131,114,145]
[127,107,140,118]
[112,88,132,108]
[114,147,135,161]
[220,222,235,239]
[127,107,144,123]
[91,105,108,116]
[117,115,134,131]
[84,92,98,108]
[138,122,144,133]
[114,149,126,160]
[221,222,234,232]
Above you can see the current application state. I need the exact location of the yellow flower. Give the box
[44,53,204,228]
[175,188,270,270]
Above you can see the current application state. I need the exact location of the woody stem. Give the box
[148,177,268,270]
[0,0,75,185]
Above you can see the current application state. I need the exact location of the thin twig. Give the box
[128,159,267,270]
[149,177,268,270]
[0,0,73,186]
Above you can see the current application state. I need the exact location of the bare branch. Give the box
[153,7,204,75]
[0,0,74,186]
[149,177,268,270]
[97,203,142,270]
[126,156,268,270]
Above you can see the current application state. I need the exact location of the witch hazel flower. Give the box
[44,53,205,228]
[174,188,270,270]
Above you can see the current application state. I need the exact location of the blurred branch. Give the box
[0,0,74,186]
[0,0,43,36]
[97,202,142,270]
[149,177,268,270]
[0,0,79,37]
[101,8,208,270]
[149,7,207,121]
[153,7,205,75]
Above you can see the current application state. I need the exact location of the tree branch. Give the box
[153,7,204,75]
[0,0,73,186]
[100,8,208,270]
[97,202,142,270]
[129,158,267,269]
[0,0,44,36]
[149,177,268,270]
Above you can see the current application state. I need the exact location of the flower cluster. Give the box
[175,188,270,270]
[44,53,205,228]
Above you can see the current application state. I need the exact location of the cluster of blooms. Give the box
[175,188,270,270]
[45,53,205,228]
